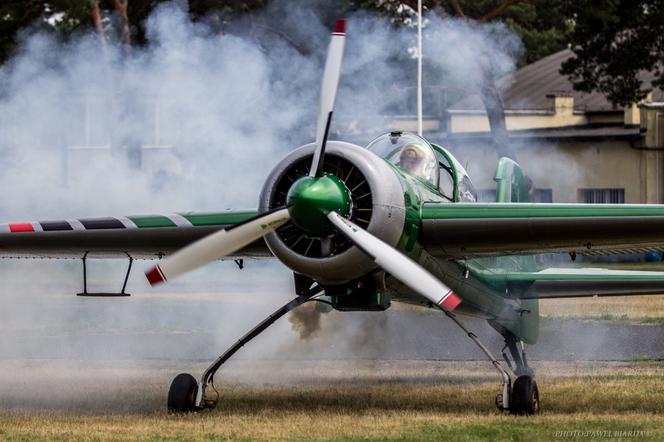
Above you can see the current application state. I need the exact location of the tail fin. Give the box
[494,157,532,203]
[491,157,540,344]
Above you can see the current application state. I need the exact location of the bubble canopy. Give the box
[366,132,438,186]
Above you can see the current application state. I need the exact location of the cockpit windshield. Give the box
[366,132,438,186]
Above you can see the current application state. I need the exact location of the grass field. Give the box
[540,295,664,324]
[1,360,663,441]
[2,262,664,440]
[533,261,664,325]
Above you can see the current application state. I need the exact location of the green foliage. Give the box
[0,0,574,69]
[500,1,572,65]
[345,1,572,67]
[7,0,657,113]
[561,0,664,106]
[0,1,46,63]
[0,0,270,64]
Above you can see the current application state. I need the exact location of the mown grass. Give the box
[534,261,664,324]
[540,294,664,324]
[1,412,660,441]
[1,360,664,441]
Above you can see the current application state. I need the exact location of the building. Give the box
[439,49,664,204]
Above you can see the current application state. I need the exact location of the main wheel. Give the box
[509,375,540,415]
[167,373,199,413]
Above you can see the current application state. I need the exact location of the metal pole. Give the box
[417,0,423,136]
[81,252,88,295]
[120,254,133,295]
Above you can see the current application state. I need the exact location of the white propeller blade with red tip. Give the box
[327,211,461,311]
[309,19,346,177]
[146,209,290,285]
[145,19,348,286]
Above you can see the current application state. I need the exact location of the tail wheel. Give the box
[509,375,540,415]
[167,373,199,413]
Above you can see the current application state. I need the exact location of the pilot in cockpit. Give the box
[397,143,427,177]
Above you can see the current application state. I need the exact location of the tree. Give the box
[0,0,573,160]
[560,0,664,107]
[0,1,274,63]
[0,1,47,63]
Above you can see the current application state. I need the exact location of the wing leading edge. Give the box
[0,210,273,259]
[422,203,664,258]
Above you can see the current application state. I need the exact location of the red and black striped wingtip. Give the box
[9,222,34,232]
[145,265,166,286]
[333,19,346,35]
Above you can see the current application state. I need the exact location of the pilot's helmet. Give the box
[398,142,427,175]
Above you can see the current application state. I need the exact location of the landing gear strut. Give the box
[443,311,512,411]
[444,312,539,415]
[501,332,539,415]
[167,289,318,413]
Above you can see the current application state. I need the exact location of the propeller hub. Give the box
[286,174,351,236]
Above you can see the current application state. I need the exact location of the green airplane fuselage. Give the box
[276,144,539,343]
[381,153,539,343]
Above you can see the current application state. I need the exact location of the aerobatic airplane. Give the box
[4,19,664,415]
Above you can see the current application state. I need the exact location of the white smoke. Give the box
[0,0,542,411]
[0,2,526,220]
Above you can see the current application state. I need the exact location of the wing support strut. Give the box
[192,285,323,410]
[443,311,512,411]
[77,252,133,297]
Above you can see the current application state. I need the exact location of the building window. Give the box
[580,188,625,204]
[532,189,553,203]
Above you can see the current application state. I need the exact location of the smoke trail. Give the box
[288,302,322,340]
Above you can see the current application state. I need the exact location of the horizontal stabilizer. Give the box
[488,267,664,299]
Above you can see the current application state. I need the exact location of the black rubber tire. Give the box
[509,375,540,415]
[167,373,199,413]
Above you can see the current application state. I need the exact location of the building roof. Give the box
[442,124,642,143]
[451,49,664,112]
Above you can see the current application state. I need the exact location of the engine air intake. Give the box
[270,154,373,258]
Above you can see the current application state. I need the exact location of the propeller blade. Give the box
[327,211,461,311]
[146,208,290,285]
[309,19,346,177]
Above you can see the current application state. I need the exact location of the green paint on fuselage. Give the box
[385,162,513,321]
[384,153,540,343]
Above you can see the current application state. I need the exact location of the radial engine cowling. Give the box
[259,141,406,285]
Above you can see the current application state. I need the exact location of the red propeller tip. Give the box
[146,266,166,286]
[333,19,346,34]
[438,291,462,311]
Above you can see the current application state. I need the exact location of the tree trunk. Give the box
[112,0,131,52]
[89,0,108,55]
[480,82,516,160]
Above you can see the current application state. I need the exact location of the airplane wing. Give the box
[0,210,273,259]
[473,267,664,299]
[422,202,664,258]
